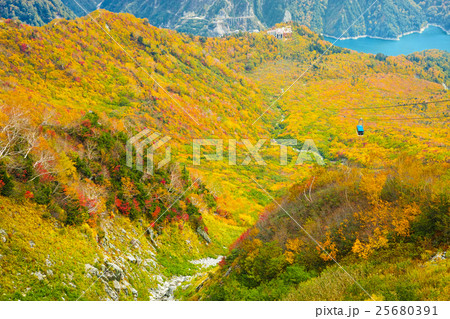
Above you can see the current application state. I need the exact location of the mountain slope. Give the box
[0,11,448,300]
[0,0,76,26]
[85,0,435,38]
[196,159,449,301]
[5,0,448,39]
[414,0,450,31]
[323,0,425,39]
[61,0,100,16]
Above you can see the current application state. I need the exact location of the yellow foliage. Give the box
[284,238,303,264]
[57,152,77,184]
[318,233,338,261]
[352,228,389,259]
[284,251,295,264]
[366,294,385,301]
[360,172,387,203]
[239,213,254,226]
[395,203,420,236]
[121,177,138,199]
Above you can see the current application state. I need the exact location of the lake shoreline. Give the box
[322,25,450,56]
[323,23,449,41]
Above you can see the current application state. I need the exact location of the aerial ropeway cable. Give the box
[343,98,450,111]
[337,98,450,135]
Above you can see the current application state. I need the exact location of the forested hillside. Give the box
[0,11,448,300]
[2,1,448,38]
[414,0,450,31]
[0,0,76,26]
[197,160,449,300]
[66,0,446,38]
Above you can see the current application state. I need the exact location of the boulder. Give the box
[105,284,119,301]
[130,287,138,300]
[85,264,100,278]
[45,256,53,267]
[130,238,141,249]
[196,226,211,244]
[112,280,121,291]
[32,271,45,281]
[103,261,124,281]
[146,228,158,247]
[0,229,7,243]
[126,254,137,264]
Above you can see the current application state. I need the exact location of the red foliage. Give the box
[115,196,131,215]
[258,210,270,223]
[0,180,5,189]
[24,191,34,199]
[14,168,28,182]
[78,193,96,213]
[218,257,226,267]
[35,163,54,183]
[19,43,28,53]
[152,206,161,218]
[144,199,153,209]
[229,228,251,251]
[81,120,91,128]
[133,198,141,213]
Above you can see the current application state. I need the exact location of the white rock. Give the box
[112,280,121,291]
[45,256,53,267]
[126,254,137,264]
[131,287,138,300]
[85,264,100,278]
[105,284,119,301]
[130,238,141,249]
[32,271,45,281]
[189,256,223,269]
[0,229,7,243]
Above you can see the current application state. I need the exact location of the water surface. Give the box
[324,26,450,56]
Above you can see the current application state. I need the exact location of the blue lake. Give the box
[324,26,450,56]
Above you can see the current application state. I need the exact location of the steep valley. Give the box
[0,11,449,301]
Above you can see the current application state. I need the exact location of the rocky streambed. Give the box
[149,256,223,301]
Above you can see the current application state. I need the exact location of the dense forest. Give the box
[0,0,75,26]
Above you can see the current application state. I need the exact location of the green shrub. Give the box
[0,165,14,196]
[281,264,314,284]
[412,193,449,244]
[64,197,89,225]
[33,183,53,205]
[74,156,92,178]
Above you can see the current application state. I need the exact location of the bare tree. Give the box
[0,105,43,160]
[27,149,56,182]
[84,140,98,161]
